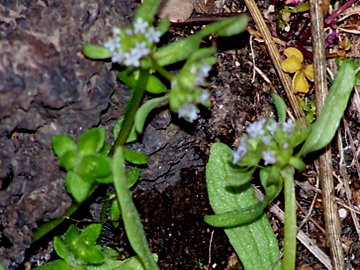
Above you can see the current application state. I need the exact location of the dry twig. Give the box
[309,1,344,269]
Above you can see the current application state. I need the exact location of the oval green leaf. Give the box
[83,44,112,60]
[52,135,77,159]
[77,127,106,156]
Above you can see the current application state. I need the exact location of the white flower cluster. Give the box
[177,64,212,123]
[104,18,161,67]
[233,118,296,166]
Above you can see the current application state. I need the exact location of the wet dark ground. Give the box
[1,0,360,269]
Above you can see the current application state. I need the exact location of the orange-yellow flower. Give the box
[281,47,314,94]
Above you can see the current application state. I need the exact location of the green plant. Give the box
[33,224,155,270]
[204,60,359,270]
[33,0,250,269]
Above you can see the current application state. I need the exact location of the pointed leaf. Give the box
[77,128,106,155]
[123,148,148,165]
[65,172,92,203]
[135,95,169,133]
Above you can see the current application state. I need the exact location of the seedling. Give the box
[205,60,359,270]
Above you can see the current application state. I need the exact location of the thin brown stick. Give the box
[309,1,344,269]
[243,0,307,128]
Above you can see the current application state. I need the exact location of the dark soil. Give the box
[1,0,360,270]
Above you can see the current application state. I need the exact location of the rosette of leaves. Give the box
[33,224,153,270]
[52,128,112,203]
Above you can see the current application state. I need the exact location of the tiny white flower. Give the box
[262,136,272,145]
[104,37,119,53]
[233,141,247,164]
[246,118,266,137]
[133,18,149,34]
[198,91,210,105]
[178,103,199,123]
[145,27,161,43]
[111,52,124,64]
[190,65,197,74]
[124,52,140,67]
[266,121,278,135]
[132,42,150,58]
[262,151,276,166]
[125,28,133,36]
[199,64,211,77]
[112,27,121,36]
[282,119,295,133]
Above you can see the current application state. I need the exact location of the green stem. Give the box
[110,68,150,155]
[150,57,173,81]
[282,167,297,270]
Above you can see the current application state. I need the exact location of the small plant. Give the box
[205,60,359,270]
[33,223,155,270]
[33,0,250,269]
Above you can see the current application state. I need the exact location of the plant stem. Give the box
[282,167,296,270]
[150,57,173,81]
[110,68,150,155]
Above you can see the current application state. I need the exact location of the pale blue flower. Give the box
[104,37,119,53]
[262,136,272,145]
[125,28,133,36]
[112,27,121,36]
[178,103,199,122]
[199,64,211,77]
[233,140,247,164]
[145,27,161,43]
[133,18,149,34]
[124,52,140,67]
[198,90,210,105]
[282,119,295,132]
[266,121,278,135]
[246,119,266,137]
[262,151,276,165]
[111,52,124,64]
[132,42,150,58]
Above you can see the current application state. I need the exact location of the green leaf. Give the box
[32,260,73,270]
[199,15,248,37]
[63,224,79,244]
[135,95,169,134]
[204,142,281,270]
[76,154,112,182]
[53,237,69,261]
[52,135,77,159]
[154,35,202,66]
[118,70,167,94]
[110,199,122,227]
[271,92,287,123]
[81,246,105,265]
[79,224,102,245]
[65,172,92,203]
[134,0,162,25]
[157,18,170,35]
[225,167,256,187]
[123,148,148,165]
[86,255,158,270]
[60,150,80,171]
[77,128,106,156]
[112,148,159,270]
[299,62,356,156]
[127,168,141,188]
[83,44,112,60]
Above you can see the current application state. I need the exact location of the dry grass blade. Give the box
[243,0,307,128]
[309,1,344,269]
